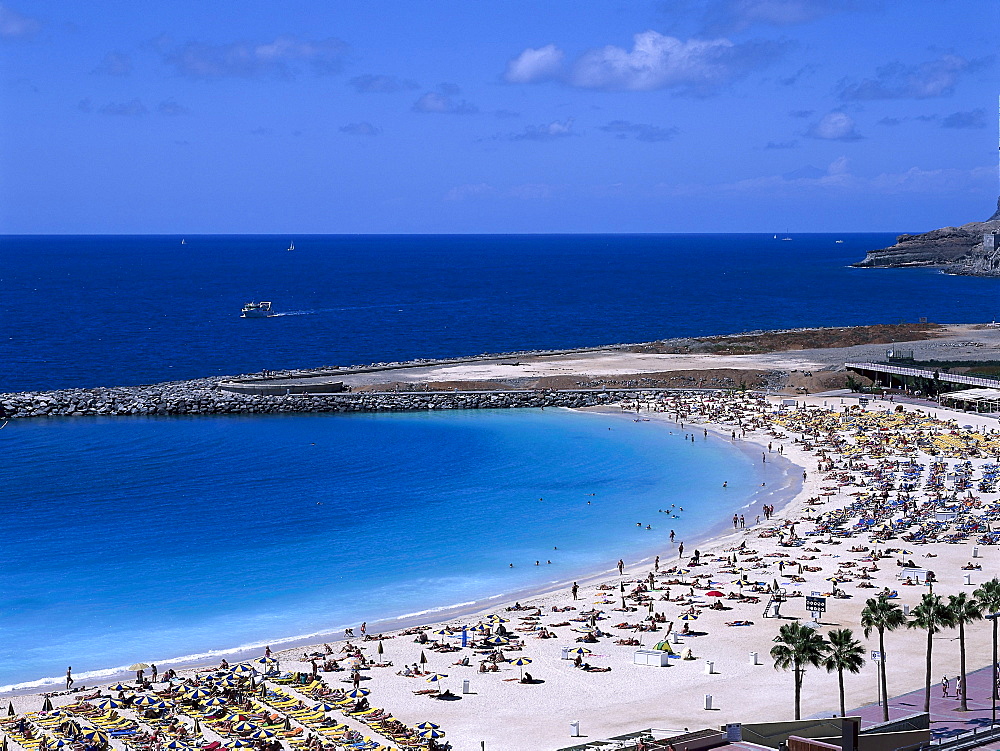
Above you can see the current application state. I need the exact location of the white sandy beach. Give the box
[6,391,1000,751]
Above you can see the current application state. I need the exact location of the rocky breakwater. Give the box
[0,378,673,420]
[853,199,1000,276]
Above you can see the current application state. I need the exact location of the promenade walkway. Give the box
[849,662,998,742]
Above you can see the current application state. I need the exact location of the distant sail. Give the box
[287,240,295,251]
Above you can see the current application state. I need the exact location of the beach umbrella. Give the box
[79,730,108,744]
[150,701,170,710]
[231,664,255,676]
[203,697,227,707]
[425,673,448,683]
[414,722,440,731]
[41,697,53,712]
[7,701,14,715]
[419,651,428,667]
[431,628,452,637]
[193,720,201,735]
[162,740,189,750]
[488,616,509,623]
[127,663,150,672]
[343,688,370,699]
[312,702,338,712]
[484,636,508,646]
[565,647,591,656]
[95,698,121,710]
[133,695,157,707]
[3,735,8,751]
[108,683,129,693]
[250,730,276,740]
[230,741,254,748]
[509,656,533,681]
[253,658,271,666]
[418,729,446,739]
[679,613,698,621]
[232,722,257,734]
[376,641,384,658]
[705,591,725,597]
[185,687,212,700]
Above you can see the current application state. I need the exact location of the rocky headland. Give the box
[853,198,1000,275]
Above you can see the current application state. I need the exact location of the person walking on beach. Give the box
[942,676,950,697]
[669,530,675,543]
[655,555,660,572]
[617,559,624,575]
[66,666,73,690]
[733,514,739,529]
[360,622,367,636]
[740,514,745,529]
[150,664,157,682]
[571,582,579,600]
[678,542,684,558]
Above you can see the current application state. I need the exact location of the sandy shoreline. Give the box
[6,391,1000,751]
[1,405,799,697]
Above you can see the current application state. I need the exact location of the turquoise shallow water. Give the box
[0,408,777,690]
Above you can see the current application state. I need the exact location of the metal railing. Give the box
[846,363,1000,389]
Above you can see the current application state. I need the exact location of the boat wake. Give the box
[270,299,480,318]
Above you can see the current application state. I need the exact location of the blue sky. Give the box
[0,0,995,233]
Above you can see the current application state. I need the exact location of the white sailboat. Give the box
[287,240,295,252]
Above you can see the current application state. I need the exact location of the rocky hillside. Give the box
[853,198,1000,276]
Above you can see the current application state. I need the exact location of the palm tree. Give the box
[823,628,866,717]
[771,622,830,720]
[861,594,906,721]
[908,593,956,713]
[974,578,1000,703]
[947,593,982,711]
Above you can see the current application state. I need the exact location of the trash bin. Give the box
[463,679,470,694]
[750,651,759,665]
[705,660,715,675]
[704,694,713,710]
[570,721,581,737]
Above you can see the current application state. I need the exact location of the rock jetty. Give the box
[0,377,674,420]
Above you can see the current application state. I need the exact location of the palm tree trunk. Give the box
[839,667,846,717]
[879,629,889,722]
[795,665,802,720]
[993,618,998,702]
[959,621,968,711]
[924,629,933,713]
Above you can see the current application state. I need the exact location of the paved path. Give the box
[849,662,999,740]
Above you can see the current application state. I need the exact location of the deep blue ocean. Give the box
[4,233,1000,394]
[3,233,999,691]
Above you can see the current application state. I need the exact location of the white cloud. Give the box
[164,35,347,78]
[839,55,979,101]
[412,86,478,114]
[660,161,993,197]
[511,118,575,141]
[444,183,496,201]
[806,111,862,141]
[0,3,39,38]
[348,74,418,93]
[503,44,564,83]
[569,30,783,93]
[339,121,381,136]
[99,99,147,117]
[702,0,859,34]
[92,52,133,76]
[600,120,679,142]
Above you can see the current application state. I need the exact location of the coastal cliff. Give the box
[854,198,1000,276]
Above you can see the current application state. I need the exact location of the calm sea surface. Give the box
[2,233,997,690]
[1,408,781,689]
[3,233,1000,393]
